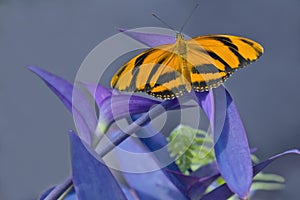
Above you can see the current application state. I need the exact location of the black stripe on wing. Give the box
[213,36,250,67]
[191,64,223,74]
[205,50,236,73]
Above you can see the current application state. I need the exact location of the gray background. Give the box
[1,0,300,199]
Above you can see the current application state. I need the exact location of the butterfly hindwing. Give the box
[147,53,191,99]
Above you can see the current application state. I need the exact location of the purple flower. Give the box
[29,29,300,200]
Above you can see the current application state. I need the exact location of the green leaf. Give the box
[252,173,285,190]
[253,173,285,183]
[251,154,260,164]
[167,125,215,174]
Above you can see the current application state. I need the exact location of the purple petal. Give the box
[186,174,220,200]
[194,88,227,143]
[201,149,300,200]
[28,66,96,144]
[253,149,300,175]
[201,184,233,200]
[98,93,161,133]
[195,86,252,199]
[114,137,188,200]
[214,89,252,198]
[118,28,176,48]
[165,170,199,195]
[28,66,74,112]
[69,130,127,200]
[81,83,112,108]
[190,162,219,178]
[166,170,219,199]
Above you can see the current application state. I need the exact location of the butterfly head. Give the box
[176,33,184,40]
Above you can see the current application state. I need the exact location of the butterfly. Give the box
[111,33,263,99]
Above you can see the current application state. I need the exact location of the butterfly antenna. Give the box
[180,3,199,33]
[152,13,176,31]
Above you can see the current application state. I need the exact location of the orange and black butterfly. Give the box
[111,33,263,99]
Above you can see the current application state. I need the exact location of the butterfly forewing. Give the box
[111,44,191,99]
[192,35,263,69]
[186,35,263,92]
[111,46,170,91]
